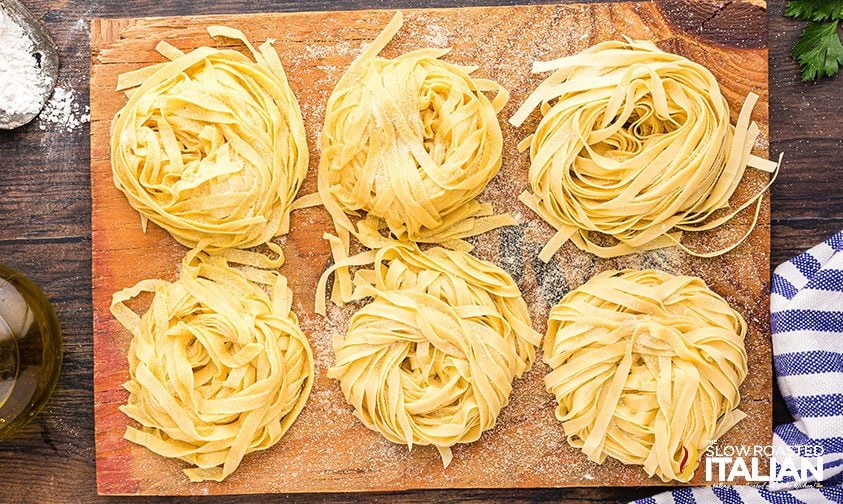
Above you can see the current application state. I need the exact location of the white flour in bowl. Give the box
[0,8,49,117]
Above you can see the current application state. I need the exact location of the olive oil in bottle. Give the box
[0,264,62,439]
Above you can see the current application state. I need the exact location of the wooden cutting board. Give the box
[90,1,772,495]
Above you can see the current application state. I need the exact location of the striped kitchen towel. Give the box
[635,231,843,503]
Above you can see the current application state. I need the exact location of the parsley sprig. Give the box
[786,0,843,80]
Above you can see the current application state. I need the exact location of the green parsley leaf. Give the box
[786,0,843,21]
[793,20,843,80]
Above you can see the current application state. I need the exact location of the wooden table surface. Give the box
[0,0,838,502]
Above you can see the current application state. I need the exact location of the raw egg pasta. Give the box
[510,39,779,261]
[111,26,308,251]
[110,247,314,482]
[322,243,540,467]
[543,269,747,482]
[314,12,513,304]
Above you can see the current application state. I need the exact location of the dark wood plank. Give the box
[0,0,840,501]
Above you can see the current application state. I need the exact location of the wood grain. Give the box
[89,1,772,496]
[658,0,768,48]
[5,0,838,502]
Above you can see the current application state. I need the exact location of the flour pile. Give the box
[0,9,50,117]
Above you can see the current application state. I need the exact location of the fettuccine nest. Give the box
[317,12,512,255]
[111,248,314,482]
[511,39,778,261]
[543,269,747,482]
[325,243,540,467]
[111,26,308,250]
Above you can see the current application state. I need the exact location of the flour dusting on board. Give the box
[304,39,360,59]
[420,22,449,47]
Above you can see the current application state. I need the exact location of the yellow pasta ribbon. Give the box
[543,269,747,482]
[325,243,540,467]
[510,38,780,261]
[315,12,513,305]
[111,247,314,482]
[111,26,308,251]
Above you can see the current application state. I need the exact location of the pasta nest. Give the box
[318,12,512,254]
[543,269,747,482]
[326,243,540,467]
[110,248,314,482]
[111,26,308,250]
[510,39,778,261]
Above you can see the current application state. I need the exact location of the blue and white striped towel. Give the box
[635,231,843,503]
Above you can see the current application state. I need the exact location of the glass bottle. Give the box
[0,263,62,439]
